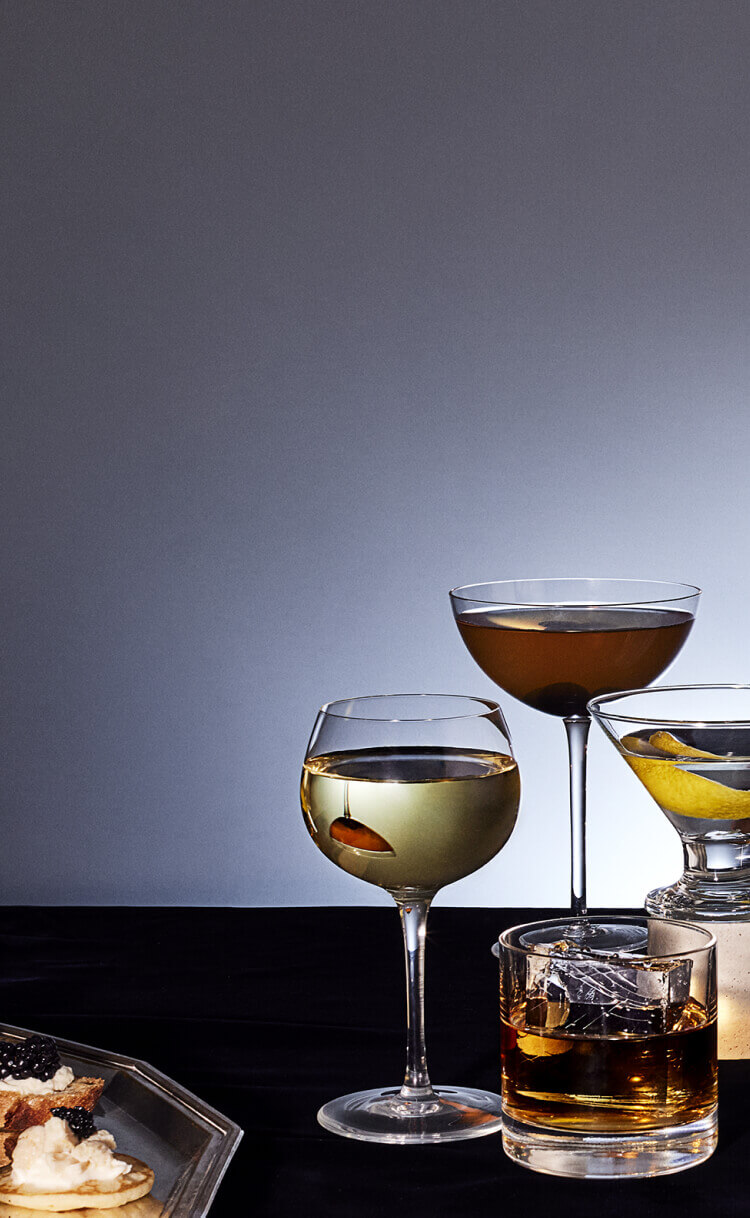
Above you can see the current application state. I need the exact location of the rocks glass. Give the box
[497,916,717,1178]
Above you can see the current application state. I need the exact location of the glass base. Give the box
[317,1085,504,1144]
[517,919,648,953]
[647,876,750,921]
[501,1110,717,1179]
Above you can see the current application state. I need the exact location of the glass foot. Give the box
[647,877,750,921]
[502,1110,717,1178]
[317,1085,503,1144]
[516,919,648,954]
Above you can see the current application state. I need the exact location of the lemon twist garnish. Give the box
[620,732,750,820]
[648,731,726,760]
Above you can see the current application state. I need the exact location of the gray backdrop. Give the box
[3,1,749,906]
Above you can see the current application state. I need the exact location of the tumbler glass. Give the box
[498,916,717,1178]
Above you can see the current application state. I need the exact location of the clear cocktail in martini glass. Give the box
[590,684,750,920]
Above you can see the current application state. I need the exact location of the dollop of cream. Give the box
[0,1066,74,1095]
[10,1117,131,1192]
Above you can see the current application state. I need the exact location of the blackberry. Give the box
[0,1035,60,1082]
[51,1107,97,1140]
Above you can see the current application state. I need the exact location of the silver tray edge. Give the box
[0,1021,243,1218]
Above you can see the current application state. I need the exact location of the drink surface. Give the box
[618,727,750,834]
[300,747,520,894]
[456,606,694,716]
[501,997,716,1133]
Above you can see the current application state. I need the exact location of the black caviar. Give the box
[0,1035,60,1082]
[51,1107,97,1140]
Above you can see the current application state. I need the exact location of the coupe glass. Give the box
[589,685,750,921]
[449,579,700,926]
[300,693,521,1143]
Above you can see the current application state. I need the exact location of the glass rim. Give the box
[498,915,716,959]
[588,683,750,726]
[317,693,503,723]
[449,577,701,609]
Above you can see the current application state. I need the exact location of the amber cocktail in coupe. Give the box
[450,579,699,926]
[456,605,693,717]
[301,694,520,1144]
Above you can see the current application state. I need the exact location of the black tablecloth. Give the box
[0,907,745,1217]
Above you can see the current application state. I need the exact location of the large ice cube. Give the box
[525,946,692,1036]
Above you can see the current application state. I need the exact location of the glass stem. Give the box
[564,715,591,917]
[395,896,435,1100]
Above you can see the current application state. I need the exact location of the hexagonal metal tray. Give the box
[0,1023,242,1217]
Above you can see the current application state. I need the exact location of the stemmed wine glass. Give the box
[300,693,521,1143]
[449,579,700,924]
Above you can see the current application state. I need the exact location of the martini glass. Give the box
[301,693,521,1143]
[589,685,750,921]
[449,579,700,929]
